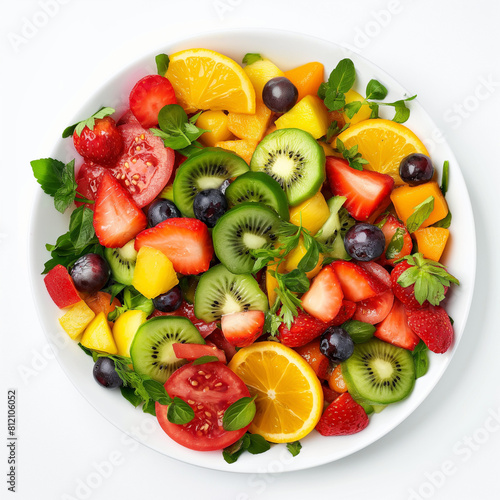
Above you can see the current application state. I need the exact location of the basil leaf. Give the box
[412,342,429,379]
[223,396,257,431]
[433,211,452,229]
[143,379,171,405]
[342,320,375,343]
[155,53,170,75]
[286,441,302,457]
[120,386,143,407]
[192,355,219,366]
[167,397,195,425]
[385,227,405,259]
[297,235,320,273]
[406,196,435,233]
[54,160,78,213]
[157,104,188,135]
[246,434,271,454]
[142,399,157,416]
[344,100,362,119]
[242,53,263,65]
[365,79,388,100]
[280,269,310,293]
[440,160,449,196]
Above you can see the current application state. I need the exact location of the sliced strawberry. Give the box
[277,310,330,348]
[332,260,388,302]
[301,264,344,322]
[407,305,454,353]
[93,172,147,248]
[326,157,394,221]
[321,384,341,410]
[375,298,420,350]
[354,289,394,325]
[358,261,391,288]
[129,75,177,128]
[44,265,82,309]
[315,392,369,436]
[330,299,357,325]
[135,218,213,275]
[375,213,413,266]
[205,328,238,362]
[221,310,265,347]
[172,342,226,364]
[294,339,330,380]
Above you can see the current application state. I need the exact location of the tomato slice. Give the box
[157,362,251,451]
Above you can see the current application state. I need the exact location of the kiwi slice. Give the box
[225,171,289,221]
[194,264,268,322]
[104,239,137,285]
[130,316,205,383]
[250,128,325,207]
[212,203,281,274]
[341,338,415,405]
[173,148,249,217]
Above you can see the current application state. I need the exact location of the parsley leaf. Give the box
[406,196,434,233]
[155,53,170,75]
[336,138,369,171]
[242,53,263,65]
[62,107,115,138]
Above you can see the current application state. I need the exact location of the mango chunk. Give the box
[113,310,148,357]
[390,181,449,229]
[81,312,118,354]
[414,227,450,262]
[244,58,284,99]
[215,139,258,165]
[227,101,272,142]
[275,95,329,139]
[132,246,179,299]
[284,62,325,102]
[196,110,233,147]
[59,300,95,340]
[266,259,287,308]
[284,237,323,279]
[343,89,371,125]
[289,191,330,235]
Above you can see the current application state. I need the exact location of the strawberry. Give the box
[375,213,412,266]
[129,75,177,128]
[326,157,394,221]
[375,298,420,350]
[358,260,391,288]
[294,339,330,379]
[135,218,213,275]
[315,393,369,436]
[172,342,226,364]
[221,310,265,347]
[93,172,147,248]
[73,116,123,165]
[330,300,357,325]
[332,260,388,302]
[354,289,394,325]
[205,328,238,362]
[407,305,454,353]
[277,310,331,347]
[321,385,341,409]
[301,264,344,322]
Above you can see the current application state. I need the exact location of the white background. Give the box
[2,0,500,499]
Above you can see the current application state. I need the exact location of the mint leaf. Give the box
[242,53,263,65]
[365,79,388,100]
[222,432,270,463]
[246,434,271,454]
[143,379,171,405]
[378,95,416,124]
[123,287,154,315]
[54,160,78,213]
[385,227,405,259]
[441,160,449,196]
[120,386,143,407]
[433,211,452,229]
[142,399,157,416]
[155,53,170,75]
[317,82,327,100]
[192,355,219,366]
[167,397,195,425]
[223,396,257,431]
[368,101,379,119]
[326,121,349,142]
[297,234,320,273]
[342,320,375,343]
[286,441,302,457]
[406,196,434,233]
[412,341,429,379]
[344,100,363,119]
[280,269,310,293]
[31,158,66,196]
[323,58,356,111]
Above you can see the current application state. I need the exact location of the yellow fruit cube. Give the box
[244,58,284,99]
[214,139,258,165]
[227,101,272,142]
[413,227,450,262]
[343,89,371,125]
[196,110,233,147]
[289,191,330,235]
[275,95,330,139]
[132,246,179,299]
[113,310,148,357]
[284,238,323,279]
[59,300,95,340]
[81,312,118,354]
[266,259,287,308]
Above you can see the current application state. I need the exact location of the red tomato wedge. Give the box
[156,362,251,451]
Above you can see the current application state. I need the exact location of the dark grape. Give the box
[344,223,385,261]
[262,77,298,113]
[320,326,354,362]
[93,357,123,388]
[399,153,434,185]
[153,285,182,312]
[193,189,228,228]
[147,199,181,227]
[70,253,110,293]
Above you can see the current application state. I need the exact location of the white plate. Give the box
[29,29,476,473]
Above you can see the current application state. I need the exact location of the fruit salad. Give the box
[31,48,459,462]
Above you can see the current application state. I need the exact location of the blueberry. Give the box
[70,253,110,293]
[262,77,298,113]
[399,153,434,185]
[153,285,182,312]
[93,357,123,388]
[193,189,228,228]
[320,326,354,362]
[147,199,181,227]
[344,223,385,261]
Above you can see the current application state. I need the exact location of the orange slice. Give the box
[165,48,255,114]
[337,119,429,185]
[228,341,323,443]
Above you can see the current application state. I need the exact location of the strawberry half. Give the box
[294,339,330,379]
[354,289,394,325]
[135,218,213,275]
[315,393,369,436]
[375,298,420,350]
[375,213,413,266]
[301,264,344,322]
[93,172,147,248]
[326,157,394,221]
[330,299,357,325]
[277,310,331,348]
[129,75,177,128]
[221,310,265,347]
[332,260,388,302]
[407,305,454,353]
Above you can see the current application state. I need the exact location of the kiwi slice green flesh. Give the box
[194,264,268,323]
[104,239,137,286]
[250,128,325,207]
[173,148,249,217]
[225,171,289,221]
[130,317,205,384]
[341,338,415,405]
[212,203,281,274]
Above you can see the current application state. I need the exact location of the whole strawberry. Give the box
[72,111,123,165]
[407,305,454,353]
